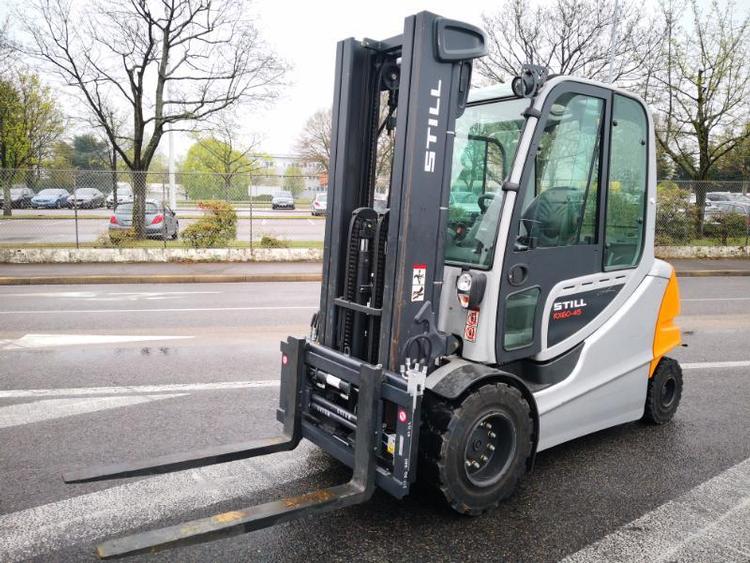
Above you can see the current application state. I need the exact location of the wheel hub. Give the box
[463,411,517,487]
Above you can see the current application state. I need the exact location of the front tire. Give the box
[643,357,683,425]
[420,383,533,515]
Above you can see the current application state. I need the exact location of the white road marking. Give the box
[683,297,750,302]
[0,442,323,561]
[682,360,750,370]
[562,456,750,562]
[0,394,186,429]
[0,333,194,350]
[0,380,280,398]
[0,305,317,315]
[5,291,221,298]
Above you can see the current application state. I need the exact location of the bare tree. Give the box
[477,0,663,89]
[295,108,332,173]
[21,0,286,236]
[295,105,394,191]
[651,0,750,229]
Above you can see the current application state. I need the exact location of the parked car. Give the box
[106,183,134,208]
[30,188,70,209]
[706,192,734,203]
[67,188,105,209]
[311,192,327,216]
[271,191,295,210]
[0,185,35,208]
[109,201,179,240]
[704,201,750,225]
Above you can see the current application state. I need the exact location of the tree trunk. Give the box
[131,169,147,238]
[2,177,11,217]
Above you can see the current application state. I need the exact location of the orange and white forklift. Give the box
[64,11,682,558]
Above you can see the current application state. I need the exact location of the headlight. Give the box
[456,272,473,292]
[455,270,487,310]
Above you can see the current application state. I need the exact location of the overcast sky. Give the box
[4,0,709,161]
[232,1,488,158]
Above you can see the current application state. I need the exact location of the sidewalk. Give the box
[0,258,748,285]
[0,261,323,285]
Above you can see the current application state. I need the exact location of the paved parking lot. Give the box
[0,278,748,561]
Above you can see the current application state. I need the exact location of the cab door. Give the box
[495,82,613,363]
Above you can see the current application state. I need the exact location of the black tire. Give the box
[420,383,533,515]
[643,357,683,425]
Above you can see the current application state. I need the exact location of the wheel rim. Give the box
[463,411,517,487]
[661,376,676,408]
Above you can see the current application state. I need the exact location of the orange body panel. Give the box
[650,270,681,376]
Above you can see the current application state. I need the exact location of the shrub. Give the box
[704,212,747,246]
[655,182,692,245]
[96,229,137,248]
[259,235,289,248]
[182,200,237,248]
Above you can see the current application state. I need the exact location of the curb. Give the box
[0,269,748,285]
[676,270,750,277]
[0,273,323,285]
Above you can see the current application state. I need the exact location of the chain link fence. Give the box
[0,168,327,249]
[2,168,749,249]
[656,180,750,247]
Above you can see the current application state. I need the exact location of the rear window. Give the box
[116,203,159,214]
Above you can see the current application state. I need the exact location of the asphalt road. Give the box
[0,278,748,562]
[0,216,324,244]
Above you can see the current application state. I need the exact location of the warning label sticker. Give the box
[411,263,426,302]
[464,309,480,343]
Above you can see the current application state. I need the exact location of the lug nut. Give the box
[484,423,493,430]
[480,455,488,462]
[472,461,481,469]
[488,444,496,451]
[465,459,472,467]
[488,431,496,439]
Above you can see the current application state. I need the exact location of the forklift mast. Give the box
[318,12,486,370]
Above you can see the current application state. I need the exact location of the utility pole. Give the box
[607,0,620,83]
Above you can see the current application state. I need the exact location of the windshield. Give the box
[319,193,327,202]
[444,97,527,268]
[277,191,292,198]
[38,189,64,197]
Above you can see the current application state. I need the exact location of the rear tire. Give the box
[420,383,533,515]
[643,357,683,425]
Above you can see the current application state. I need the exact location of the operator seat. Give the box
[522,186,582,247]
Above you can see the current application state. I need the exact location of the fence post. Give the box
[73,171,79,249]
[249,180,254,253]
[162,177,167,250]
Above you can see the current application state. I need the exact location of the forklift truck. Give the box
[64,11,683,558]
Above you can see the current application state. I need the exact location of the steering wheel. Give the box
[478,193,496,214]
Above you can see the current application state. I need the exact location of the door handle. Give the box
[508,264,528,286]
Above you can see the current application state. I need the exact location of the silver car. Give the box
[109,201,179,240]
[311,192,327,216]
[271,191,295,210]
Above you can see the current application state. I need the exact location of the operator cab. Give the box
[441,77,653,370]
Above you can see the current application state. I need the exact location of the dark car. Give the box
[0,185,35,208]
[30,188,70,209]
[271,191,295,210]
[109,201,179,240]
[67,188,105,209]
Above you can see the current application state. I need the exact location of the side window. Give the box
[520,93,604,249]
[605,95,648,270]
[504,287,541,350]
